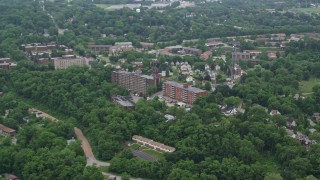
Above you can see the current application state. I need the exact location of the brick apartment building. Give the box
[232,50,261,63]
[53,56,94,70]
[112,71,161,96]
[0,58,17,70]
[163,81,208,104]
[88,44,111,53]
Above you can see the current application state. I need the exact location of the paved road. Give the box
[74,127,110,167]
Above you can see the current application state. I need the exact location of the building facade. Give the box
[132,135,175,153]
[163,81,208,104]
[112,71,161,96]
[53,57,94,70]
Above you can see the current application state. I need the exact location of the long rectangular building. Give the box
[132,135,175,153]
[112,71,161,96]
[53,57,94,70]
[163,81,208,104]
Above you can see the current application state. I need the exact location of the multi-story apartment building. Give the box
[112,71,161,96]
[163,81,208,104]
[53,56,94,70]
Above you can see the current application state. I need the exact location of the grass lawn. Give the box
[299,78,320,94]
[98,166,109,173]
[128,143,165,160]
[129,143,140,150]
[290,8,320,14]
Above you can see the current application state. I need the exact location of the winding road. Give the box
[74,127,110,167]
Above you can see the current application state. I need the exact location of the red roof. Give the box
[0,124,16,133]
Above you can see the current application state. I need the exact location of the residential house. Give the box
[270,110,281,116]
[205,42,225,49]
[215,65,221,71]
[186,76,194,83]
[200,51,213,60]
[267,51,277,60]
[0,124,16,137]
[140,42,154,49]
[290,34,304,42]
[221,107,238,116]
[181,47,202,56]
[312,113,320,123]
[132,135,176,153]
[164,114,175,121]
[271,33,286,41]
[286,117,297,129]
[0,58,17,70]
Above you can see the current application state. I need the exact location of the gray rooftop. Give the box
[112,96,135,107]
[165,81,206,93]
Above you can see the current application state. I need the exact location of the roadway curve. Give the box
[74,127,110,167]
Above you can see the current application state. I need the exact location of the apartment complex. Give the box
[88,44,111,52]
[0,124,16,137]
[112,71,161,96]
[53,56,94,70]
[132,135,175,153]
[163,81,208,104]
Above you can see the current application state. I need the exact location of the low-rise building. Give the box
[0,124,16,137]
[112,95,135,110]
[132,135,175,153]
[164,114,175,121]
[270,110,281,116]
[140,42,154,49]
[0,58,17,70]
[312,113,320,123]
[200,51,213,60]
[88,44,111,52]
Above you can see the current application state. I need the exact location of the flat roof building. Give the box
[112,71,161,96]
[112,95,135,110]
[53,57,94,70]
[163,81,208,104]
[132,135,175,153]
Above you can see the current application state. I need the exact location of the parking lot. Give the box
[132,150,158,162]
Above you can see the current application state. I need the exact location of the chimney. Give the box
[183,83,188,88]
